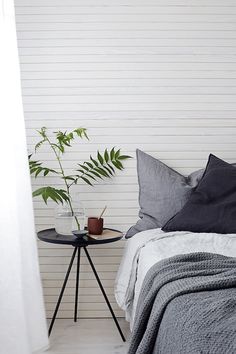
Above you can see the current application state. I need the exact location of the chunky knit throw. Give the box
[128,252,236,354]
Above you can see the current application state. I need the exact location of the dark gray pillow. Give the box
[125,150,204,238]
[162,154,236,234]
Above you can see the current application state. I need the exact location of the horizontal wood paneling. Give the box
[15,0,236,319]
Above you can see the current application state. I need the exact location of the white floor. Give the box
[44,319,131,354]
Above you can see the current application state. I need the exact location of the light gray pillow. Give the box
[125,150,204,238]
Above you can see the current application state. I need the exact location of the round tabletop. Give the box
[37,228,123,246]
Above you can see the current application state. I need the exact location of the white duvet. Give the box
[114,228,236,329]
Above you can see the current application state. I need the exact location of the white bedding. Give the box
[114,228,236,328]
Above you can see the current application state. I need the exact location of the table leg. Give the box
[74,246,81,322]
[83,247,126,342]
[48,246,77,336]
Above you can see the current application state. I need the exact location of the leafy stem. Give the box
[29,127,132,232]
[43,134,81,230]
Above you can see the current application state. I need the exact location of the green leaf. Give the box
[90,155,99,167]
[55,130,73,151]
[67,132,74,140]
[78,164,89,171]
[32,187,70,205]
[29,158,58,178]
[51,143,64,153]
[107,163,115,173]
[32,188,44,197]
[35,166,43,178]
[102,165,113,176]
[97,151,104,165]
[88,170,103,179]
[118,155,132,160]
[76,169,85,174]
[112,160,123,170]
[58,144,65,153]
[94,167,109,178]
[85,173,96,180]
[104,149,109,163]
[64,141,71,147]
[115,149,121,159]
[30,167,39,174]
[42,192,48,204]
[37,127,47,139]
[84,131,89,140]
[57,189,70,201]
[63,176,76,182]
[84,161,94,169]
[49,189,63,204]
[35,139,46,152]
[80,176,93,186]
[76,148,132,183]
[74,128,89,140]
[110,147,115,161]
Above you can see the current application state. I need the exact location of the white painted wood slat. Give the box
[15,0,236,319]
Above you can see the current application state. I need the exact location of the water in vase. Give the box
[55,204,85,235]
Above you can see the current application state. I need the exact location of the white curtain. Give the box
[0,1,49,353]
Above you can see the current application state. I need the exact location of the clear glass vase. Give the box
[55,198,85,235]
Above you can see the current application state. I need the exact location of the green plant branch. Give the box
[44,134,81,230]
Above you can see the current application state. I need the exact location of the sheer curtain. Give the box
[0,1,49,353]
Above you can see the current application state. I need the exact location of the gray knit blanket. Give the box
[128,252,236,354]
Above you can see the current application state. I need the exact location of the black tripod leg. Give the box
[74,246,81,322]
[48,246,77,336]
[83,247,126,342]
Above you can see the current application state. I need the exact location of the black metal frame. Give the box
[48,246,126,342]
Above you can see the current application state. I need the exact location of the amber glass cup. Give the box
[87,217,104,235]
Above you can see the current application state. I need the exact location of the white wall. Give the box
[15,0,236,318]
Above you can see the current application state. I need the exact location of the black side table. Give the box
[37,228,125,341]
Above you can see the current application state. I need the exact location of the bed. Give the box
[115,152,236,353]
[115,229,236,353]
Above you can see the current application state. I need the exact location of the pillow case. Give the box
[162,154,236,234]
[125,150,204,238]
